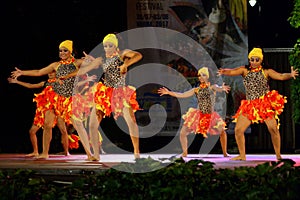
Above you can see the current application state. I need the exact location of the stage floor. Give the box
[1,153,299,182]
[0,153,299,170]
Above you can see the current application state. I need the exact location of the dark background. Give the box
[1,0,299,153]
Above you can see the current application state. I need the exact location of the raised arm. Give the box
[119,49,143,74]
[157,87,195,98]
[265,66,299,80]
[7,77,45,89]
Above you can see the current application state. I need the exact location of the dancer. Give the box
[70,33,143,159]
[158,67,230,157]
[10,40,94,159]
[7,71,70,157]
[218,47,299,160]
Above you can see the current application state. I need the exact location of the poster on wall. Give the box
[126,0,249,138]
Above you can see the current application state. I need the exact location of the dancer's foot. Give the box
[36,154,49,159]
[223,153,230,157]
[25,152,39,157]
[276,155,282,160]
[100,147,106,154]
[134,153,140,159]
[181,152,187,157]
[86,156,99,161]
[230,155,246,161]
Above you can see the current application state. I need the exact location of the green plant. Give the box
[1,158,300,199]
[288,0,300,123]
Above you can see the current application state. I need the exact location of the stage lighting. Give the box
[249,0,257,7]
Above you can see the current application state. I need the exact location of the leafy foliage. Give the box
[288,0,300,123]
[0,158,300,200]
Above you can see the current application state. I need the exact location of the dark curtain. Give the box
[246,48,296,153]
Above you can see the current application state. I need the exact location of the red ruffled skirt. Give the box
[34,86,73,125]
[182,108,226,137]
[93,82,113,117]
[33,86,57,127]
[110,85,141,119]
[232,90,286,128]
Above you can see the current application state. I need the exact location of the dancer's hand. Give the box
[291,66,299,79]
[222,83,231,93]
[11,67,22,79]
[157,87,170,96]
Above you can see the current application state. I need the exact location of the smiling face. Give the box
[249,56,262,68]
[59,47,72,60]
[103,42,117,57]
[198,73,208,83]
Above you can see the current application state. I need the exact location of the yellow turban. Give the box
[198,67,209,78]
[248,47,263,60]
[59,40,73,53]
[103,33,118,48]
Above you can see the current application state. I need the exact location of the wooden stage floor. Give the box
[0,153,299,182]
[0,153,299,170]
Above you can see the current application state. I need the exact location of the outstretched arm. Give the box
[217,66,247,77]
[157,87,195,98]
[266,66,299,80]
[11,62,58,78]
[7,77,45,89]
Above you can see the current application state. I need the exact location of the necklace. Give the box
[250,65,262,72]
[199,82,209,88]
[60,57,75,65]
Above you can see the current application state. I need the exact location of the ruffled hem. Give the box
[33,86,57,127]
[232,90,286,128]
[110,86,141,119]
[34,87,73,124]
[93,82,112,117]
[182,108,226,137]
[68,133,80,149]
[71,92,93,121]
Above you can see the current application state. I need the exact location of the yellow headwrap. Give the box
[198,67,209,78]
[248,47,263,60]
[103,33,118,48]
[59,40,73,53]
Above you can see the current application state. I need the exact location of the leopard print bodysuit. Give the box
[244,70,269,100]
[195,86,215,114]
[102,56,125,88]
[52,62,77,97]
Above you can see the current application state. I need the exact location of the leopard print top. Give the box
[195,86,215,114]
[243,70,269,100]
[102,56,126,88]
[52,62,77,97]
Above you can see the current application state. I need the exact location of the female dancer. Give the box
[10,40,96,159]
[158,67,230,157]
[70,33,143,159]
[218,47,299,160]
[8,71,70,157]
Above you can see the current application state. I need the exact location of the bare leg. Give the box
[179,126,190,157]
[96,110,105,154]
[219,130,229,157]
[123,107,140,159]
[265,117,282,160]
[37,110,56,159]
[25,124,40,157]
[71,118,96,161]
[56,117,70,156]
[88,107,102,161]
[230,115,251,161]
